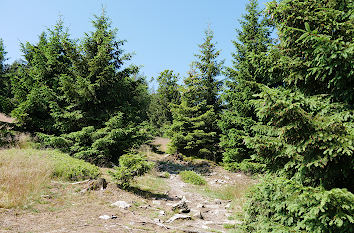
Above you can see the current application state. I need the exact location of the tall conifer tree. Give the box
[169,28,223,160]
[219,0,273,164]
[0,39,12,113]
[148,70,181,131]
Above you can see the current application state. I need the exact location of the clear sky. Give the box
[0,0,269,88]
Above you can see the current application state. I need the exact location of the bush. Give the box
[241,175,354,233]
[109,153,154,188]
[245,87,354,190]
[37,115,151,166]
[225,160,266,174]
[179,170,206,185]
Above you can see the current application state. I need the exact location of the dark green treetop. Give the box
[169,28,223,160]
[219,0,273,164]
[148,70,181,131]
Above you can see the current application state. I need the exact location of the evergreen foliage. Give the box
[169,28,223,160]
[10,12,150,164]
[242,176,354,233]
[267,0,354,105]
[245,86,353,190]
[219,0,274,164]
[148,70,180,132]
[0,39,13,114]
[109,152,154,188]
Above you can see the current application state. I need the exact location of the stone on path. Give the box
[166,214,191,223]
[111,201,131,209]
[159,210,166,216]
[193,211,204,220]
[172,199,190,213]
[99,215,110,220]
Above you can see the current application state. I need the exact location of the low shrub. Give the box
[241,175,354,233]
[36,116,151,166]
[225,160,266,174]
[109,153,154,188]
[179,170,206,185]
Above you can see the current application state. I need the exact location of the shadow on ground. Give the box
[156,159,212,175]
[125,186,174,200]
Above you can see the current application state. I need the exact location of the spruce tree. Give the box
[148,70,180,131]
[10,12,150,164]
[0,39,12,114]
[242,0,354,190]
[169,28,223,160]
[219,0,273,164]
[267,0,354,105]
[11,21,73,133]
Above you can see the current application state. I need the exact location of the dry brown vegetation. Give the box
[0,149,53,208]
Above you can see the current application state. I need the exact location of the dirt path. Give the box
[0,138,255,233]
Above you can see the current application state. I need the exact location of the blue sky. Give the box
[0,0,269,88]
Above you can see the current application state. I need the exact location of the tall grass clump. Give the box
[0,148,101,208]
[0,149,52,208]
[179,170,206,185]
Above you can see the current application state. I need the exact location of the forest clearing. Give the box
[0,0,353,232]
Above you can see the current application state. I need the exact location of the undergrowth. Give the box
[0,148,100,208]
[179,170,206,185]
[240,175,354,233]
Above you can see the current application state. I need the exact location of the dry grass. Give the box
[194,182,252,211]
[134,173,170,194]
[151,137,170,153]
[0,149,53,208]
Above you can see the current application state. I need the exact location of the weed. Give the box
[179,170,206,185]
[223,223,236,229]
[160,171,170,178]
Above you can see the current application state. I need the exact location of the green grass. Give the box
[179,170,206,185]
[196,184,250,201]
[48,149,100,181]
[3,148,100,181]
[135,173,170,193]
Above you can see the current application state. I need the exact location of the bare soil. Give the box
[0,113,14,123]
[0,138,256,233]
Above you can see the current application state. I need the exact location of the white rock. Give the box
[99,215,110,220]
[223,219,242,225]
[111,201,131,209]
[197,203,205,208]
[152,200,161,205]
[153,218,161,223]
[181,196,190,203]
[166,214,191,223]
[193,211,204,219]
[159,210,166,216]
